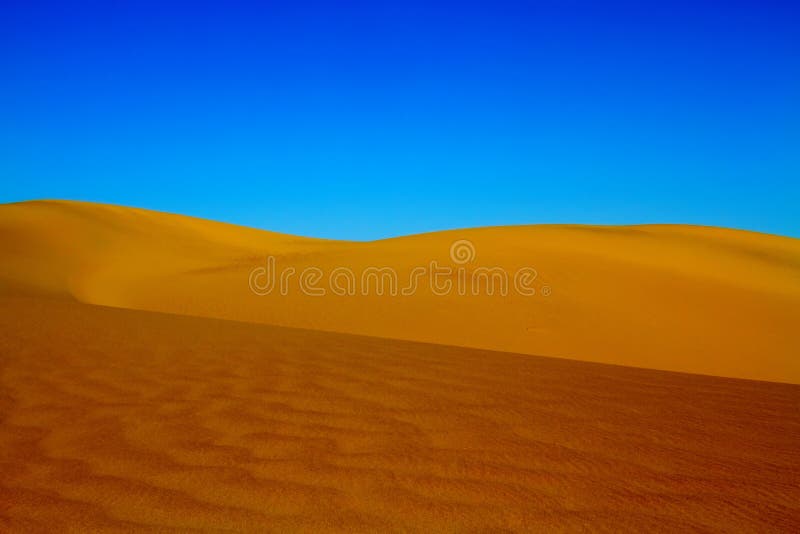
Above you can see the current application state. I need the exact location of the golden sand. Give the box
[2,200,800,531]
[2,200,798,383]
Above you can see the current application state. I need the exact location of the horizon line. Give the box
[4,197,799,242]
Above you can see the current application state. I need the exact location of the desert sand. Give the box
[1,200,799,382]
[2,296,799,532]
[1,200,800,532]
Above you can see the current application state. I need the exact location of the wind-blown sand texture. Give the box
[2,296,799,532]
[1,200,800,532]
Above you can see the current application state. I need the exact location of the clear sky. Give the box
[2,1,798,239]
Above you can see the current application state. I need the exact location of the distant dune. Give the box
[2,200,799,383]
[2,296,799,532]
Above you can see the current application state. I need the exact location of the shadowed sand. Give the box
[1,200,799,383]
[2,296,799,532]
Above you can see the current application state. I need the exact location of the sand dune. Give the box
[2,200,799,383]
[2,200,800,531]
[2,296,799,532]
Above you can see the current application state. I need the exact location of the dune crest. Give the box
[1,199,799,383]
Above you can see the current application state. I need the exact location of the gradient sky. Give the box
[2,1,798,239]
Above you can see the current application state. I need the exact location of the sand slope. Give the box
[1,296,799,532]
[1,200,799,383]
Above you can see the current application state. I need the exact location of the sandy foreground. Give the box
[1,296,799,532]
[1,200,800,531]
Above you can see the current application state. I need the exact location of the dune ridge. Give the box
[1,199,799,383]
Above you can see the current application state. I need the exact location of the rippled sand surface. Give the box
[2,296,799,532]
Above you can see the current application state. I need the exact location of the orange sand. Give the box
[2,296,799,532]
[2,200,800,531]
[2,200,799,383]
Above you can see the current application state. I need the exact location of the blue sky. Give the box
[2,1,798,239]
